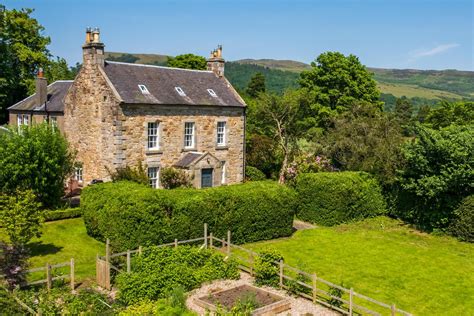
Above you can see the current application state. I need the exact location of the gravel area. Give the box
[186,272,337,315]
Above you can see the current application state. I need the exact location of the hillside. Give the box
[102,53,474,109]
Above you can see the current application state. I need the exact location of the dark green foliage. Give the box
[295,172,386,226]
[425,101,474,129]
[225,62,299,95]
[396,124,473,230]
[245,166,266,181]
[394,97,414,123]
[107,53,139,63]
[43,208,81,221]
[0,242,29,289]
[449,196,474,242]
[245,134,281,179]
[254,250,284,287]
[0,124,74,208]
[82,181,296,251]
[328,285,344,308]
[160,167,193,189]
[246,72,266,97]
[108,162,149,185]
[300,52,383,111]
[116,246,239,304]
[166,54,207,70]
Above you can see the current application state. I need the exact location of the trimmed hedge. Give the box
[82,181,296,251]
[245,166,266,181]
[295,172,386,226]
[44,208,82,221]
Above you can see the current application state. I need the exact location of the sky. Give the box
[4,0,474,70]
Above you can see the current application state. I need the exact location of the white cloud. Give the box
[409,43,460,60]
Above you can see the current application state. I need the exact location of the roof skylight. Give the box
[138,84,149,94]
[175,86,186,97]
[207,89,217,97]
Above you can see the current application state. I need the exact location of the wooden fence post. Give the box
[279,260,283,289]
[227,230,231,256]
[70,258,75,291]
[349,288,354,315]
[209,233,213,248]
[138,246,142,255]
[174,239,178,248]
[250,253,254,276]
[46,263,52,291]
[391,304,396,316]
[204,223,208,248]
[312,273,317,303]
[105,239,110,263]
[126,250,131,273]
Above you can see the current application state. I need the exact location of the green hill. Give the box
[102,53,474,109]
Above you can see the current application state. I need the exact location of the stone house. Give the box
[8,28,246,189]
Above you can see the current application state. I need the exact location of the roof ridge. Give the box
[105,60,214,73]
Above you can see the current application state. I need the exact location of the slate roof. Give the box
[174,152,203,168]
[103,61,246,107]
[7,81,73,112]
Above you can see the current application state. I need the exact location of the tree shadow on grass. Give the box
[28,242,63,257]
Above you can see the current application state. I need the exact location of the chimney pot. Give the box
[207,45,225,77]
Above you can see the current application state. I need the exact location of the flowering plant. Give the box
[284,154,335,183]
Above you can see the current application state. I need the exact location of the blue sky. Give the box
[4,0,473,70]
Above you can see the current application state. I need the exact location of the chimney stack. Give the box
[36,67,47,106]
[207,45,225,77]
[82,27,105,67]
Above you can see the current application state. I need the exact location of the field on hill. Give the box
[243,217,474,316]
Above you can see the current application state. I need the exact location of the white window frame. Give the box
[148,167,159,189]
[221,161,226,184]
[207,89,217,97]
[175,86,186,97]
[138,84,149,94]
[17,114,29,126]
[147,122,159,150]
[184,122,195,148]
[217,121,226,146]
[74,166,83,183]
[50,116,58,131]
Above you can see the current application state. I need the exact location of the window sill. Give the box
[216,145,229,150]
[182,147,197,152]
[146,149,163,155]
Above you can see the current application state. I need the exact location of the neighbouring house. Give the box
[8,27,246,189]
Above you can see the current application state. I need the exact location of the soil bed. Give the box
[199,284,283,309]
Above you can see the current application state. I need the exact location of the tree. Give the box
[160,167,192,189]
[416,105,431,123]
[0,6,51,124]
[166,54,207,70]
[255,90,310,183]
[0,124,74,208]
[0,190,42,245]
[394,97,413,123]
[425,101,474,129]
[300,52,383,116]
[246,72,266,97]
[322,103,404,188]
[396,124,474,230]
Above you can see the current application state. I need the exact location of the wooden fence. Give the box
[98,225,412,316]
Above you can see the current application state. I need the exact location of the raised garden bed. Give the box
[195,284,290,315]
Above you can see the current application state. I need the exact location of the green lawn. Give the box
[244,216,474,316]
[1,218,104,282]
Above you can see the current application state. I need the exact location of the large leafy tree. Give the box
[166,53,207,70]
[322,103,404,188]
[300,52,382,122]
[246,72,266,97]
[425,101,474,129]
[0,6,51,124]
[396,124,474,230]
[0,124,74,208]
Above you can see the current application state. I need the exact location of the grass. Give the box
[377,82,463,99]
[244,216,474,316]
[1,218,104,282]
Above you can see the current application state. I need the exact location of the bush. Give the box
[116,246,239,305]
[245,166,266,181]
[295,172,386,226]
[44,208,81,221]
[254,250,283,287]
[108,162,148,185]
[82,181,296,251]
[160,167,192,189]
[448,195,474,242]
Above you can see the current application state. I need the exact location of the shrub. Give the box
[160,167,193,189]
[44,208,81,221]
[116,246,239,305]
[82,181,296,251]
[254,250,284,287]
[448,195,474,242]
[245,166,266,181]
[295,172,386,226]
[108,162,148,185]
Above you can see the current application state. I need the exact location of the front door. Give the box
[201,168,213,188]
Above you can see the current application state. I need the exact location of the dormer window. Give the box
[138,84,149,94]
[207,89,217,97]
[175,87,186,97]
